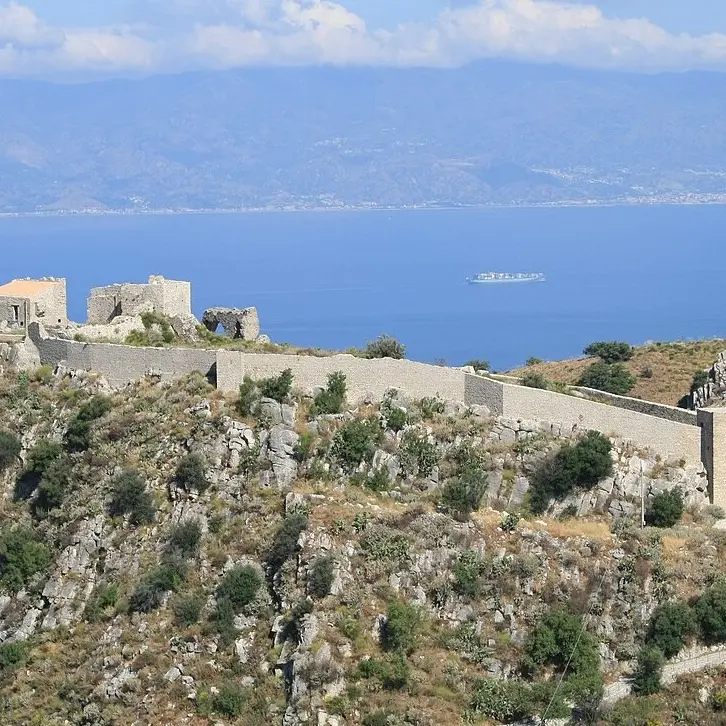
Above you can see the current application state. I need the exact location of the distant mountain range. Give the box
[3,61,726,213]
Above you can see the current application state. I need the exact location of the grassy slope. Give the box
[509,340,726,407]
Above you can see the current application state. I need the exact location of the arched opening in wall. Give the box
[109,296,123,323]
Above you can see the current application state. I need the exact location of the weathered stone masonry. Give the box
[87,276,191,324]
[20,327,726,506]
[0,278,67,329]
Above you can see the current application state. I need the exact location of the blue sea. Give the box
[1,206,723,370]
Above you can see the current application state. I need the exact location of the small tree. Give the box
[268,513,308,572]
[465,359,491,372]
[631,646,664,696]
[440,462,487,520]
[0,527,51,594]
[237,376,259,417]
[521,371,549,390]
[15,439,63,501]
[64,395,113,452]
[583,341,634,363]
[216,565,262,613]
[309,555,335,598]
[212,682,246,718]
[691,370,710,392]
[33,458,73,518]
[529,431,613,514]
[645,488,684,528]
[175,453,208,493]
[577,362,636,396]
[312,372,347,416]
[365,336,406,360]
[109,469,155,525]
[646,601,695,658]
[331,419,382,474]
[0,432,21,472]
[695,579,726,644]
[382,601,422,654]
[168,519,202,559]
[172,592,205,627]
[259,369,293,403]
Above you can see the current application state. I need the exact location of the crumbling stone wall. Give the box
[0,278,67,329]
[202,307,260,340]
[87,276,191,324]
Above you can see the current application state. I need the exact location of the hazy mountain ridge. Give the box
[2,62,726,212]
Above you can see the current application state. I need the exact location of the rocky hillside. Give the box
[0,362,724,725]
[508,339,726,407]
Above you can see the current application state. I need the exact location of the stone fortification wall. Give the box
[22,330,706,470]
[468,374,702,465]
[28,325,215,388]
[87,276,191,324]
[216,351,467,404]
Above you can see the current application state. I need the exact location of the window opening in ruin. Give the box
[11,305,19,322]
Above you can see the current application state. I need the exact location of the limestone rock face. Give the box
[263,424,300,487]
[202,307,261,341]
[42,515,105,629]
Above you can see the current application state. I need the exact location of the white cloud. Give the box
[2,0,726,77]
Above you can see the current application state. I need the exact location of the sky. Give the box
[3,0,726,79]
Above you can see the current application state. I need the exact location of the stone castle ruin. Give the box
[4,272,726,511]
[0,278,68,332]
[87,275,192,324]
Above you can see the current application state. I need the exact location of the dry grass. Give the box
[509,339,726,406]
[528,517,614,541]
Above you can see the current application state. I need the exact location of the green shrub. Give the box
[577,361,636,396]
[109,469,155,525]
[382,601,422,654]
[259,368,293,402]
[168,519,202,559]
[362,711,389,726]
[216,565,262,613]
[420,397,445,420]
[0,642,26,673]
[640,366,654,379]
[309,555,335,599]
[440,458,488,520]
[453,550,486,599]
[526,357,544,366]
[631,646,664,696]
[645,488,684,528]
[529,431,613,514]
[175,453,208,493]
[0,431,21,472]
[366,468,391,492]
[646,601,695,658]
[33,457,72,518]
[465,359,491,372]
[583,341,634,363]
[0,527,51,594]
[268,513,308,571]
[501,511,521,532]
[365,335,406,360]
[330,419,382,474]
[64,395,112,452]
[312,372,347,415]
[358,654,411,690]
[695,579,726,644]
[237,376,259,417]
[380,392,408,432]
[400,431,438,479]
[521,371,549,390]
[212,681,246,718]
[129,558,187,613]
[173,592,205,627]
[691,370,710,392]
[15,439,63,501]
[521,611,603,705]
[468,679,540,723]
[84,582,119,622]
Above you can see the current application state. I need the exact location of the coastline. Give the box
[2,196,726,220]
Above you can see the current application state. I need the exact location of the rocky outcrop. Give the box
[202,307,261,341]
[690,351,726,409]
[42,515,105,629]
